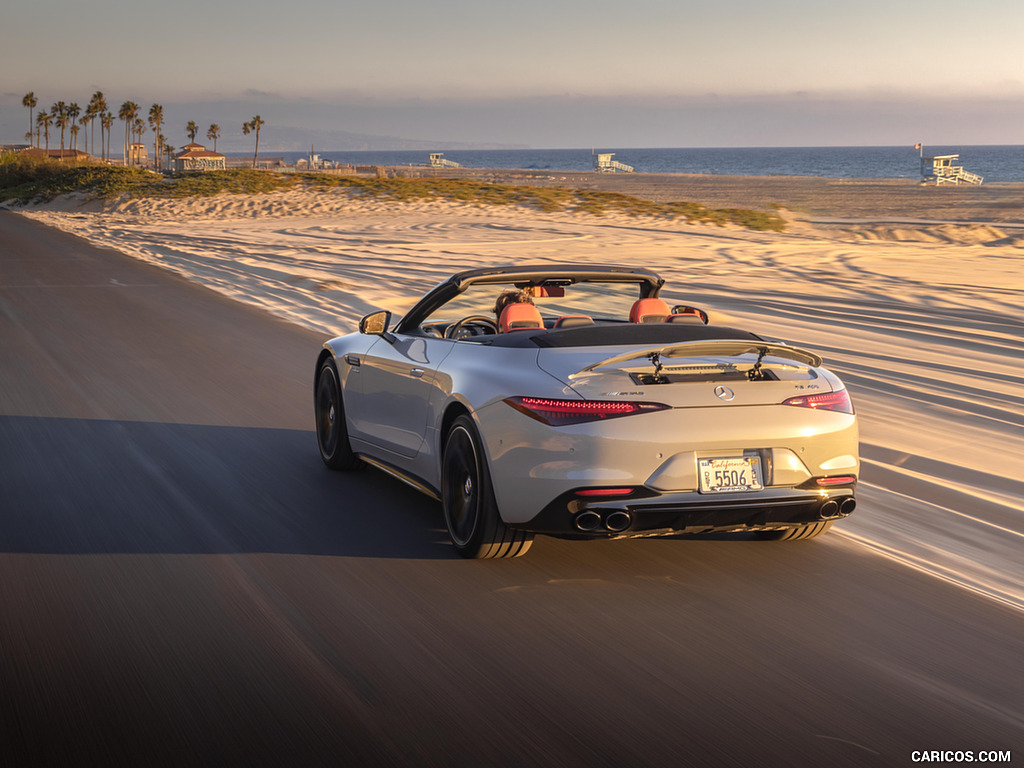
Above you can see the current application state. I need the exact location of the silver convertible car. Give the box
[315,265,858,558]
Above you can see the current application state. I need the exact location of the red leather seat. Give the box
[628,298,670,323]
[499,303,544,332]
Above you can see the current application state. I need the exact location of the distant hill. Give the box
[222,124,526,153]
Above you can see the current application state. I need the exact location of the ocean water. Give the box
[225,145,1024,182]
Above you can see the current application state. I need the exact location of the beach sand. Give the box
[418,167,1024,224]
[14,173,1024,610]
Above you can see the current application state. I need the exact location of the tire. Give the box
[315,359,361,471]
[441,415,533,559]
[756,520,834,541]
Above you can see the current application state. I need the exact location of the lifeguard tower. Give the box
[594,153,634,173]
[429,153,461,168]
[920,149,982,185]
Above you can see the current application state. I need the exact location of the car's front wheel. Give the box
[442,415,533,559]
[756,520,834,541]
[315,358,361,471]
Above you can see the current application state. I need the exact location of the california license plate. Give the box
[698,457,763,493]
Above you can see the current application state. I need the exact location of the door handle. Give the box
[409,368,425,378]
[344,354,361,367]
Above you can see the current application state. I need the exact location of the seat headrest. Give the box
[553,314,595,329]
[666,313,705,324]
[499,303,543,332]
[629,298,670,323]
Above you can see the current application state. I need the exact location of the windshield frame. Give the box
[394,264,664,333]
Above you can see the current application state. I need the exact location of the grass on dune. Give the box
[0,153,785,231]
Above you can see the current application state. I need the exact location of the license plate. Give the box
[698,457,763,493]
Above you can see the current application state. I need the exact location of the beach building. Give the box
[594,153,634,173]
[174,142,226,172]
[429,153,461,168]
[18,147,91,161]
[128,143,149,166]
[296,147,336,170]
[919,151,982,185]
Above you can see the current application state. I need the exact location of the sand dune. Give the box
[17,184,1024,610]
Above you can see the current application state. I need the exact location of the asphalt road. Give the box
[1,211,1021,767]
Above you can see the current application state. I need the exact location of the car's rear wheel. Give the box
[315,359,361,470]
[757,520,834,541]
[442,415,533,559]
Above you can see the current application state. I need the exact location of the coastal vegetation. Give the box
[0,154,785,231]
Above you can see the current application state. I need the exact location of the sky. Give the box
[3,0,1023,150]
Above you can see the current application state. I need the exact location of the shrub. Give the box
[0,158,784,231]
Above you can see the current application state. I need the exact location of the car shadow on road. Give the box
[1,415,454,559]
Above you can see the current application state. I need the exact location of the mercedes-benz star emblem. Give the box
[714,385,735,401]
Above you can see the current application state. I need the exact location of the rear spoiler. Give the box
[570,340,822,378]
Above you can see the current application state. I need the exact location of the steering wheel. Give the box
[445,315,499,339]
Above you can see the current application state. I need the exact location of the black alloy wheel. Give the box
[441,415,533,558]
[315,359,360,470]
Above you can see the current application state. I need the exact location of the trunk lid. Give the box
[536,341,830,408]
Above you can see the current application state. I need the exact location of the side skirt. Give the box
[359,455,441,501]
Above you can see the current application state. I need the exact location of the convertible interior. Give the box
[417,291,747,348]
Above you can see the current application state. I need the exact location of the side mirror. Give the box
[359,310,396,342]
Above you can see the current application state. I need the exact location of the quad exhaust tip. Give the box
[819,499,840,519]
[604,511,632,533]
[819,497,856,519]
[574,510,633,533]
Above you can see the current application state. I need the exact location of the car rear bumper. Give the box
[513,485,856,538]
[477,399,858,527]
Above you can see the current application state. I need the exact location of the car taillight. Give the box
[504,396,670,426]
[782,389,854,414]
[815,475,857,487]
[574,488,638,497]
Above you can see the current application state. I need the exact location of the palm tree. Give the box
[81,106,94,154]
[88,91,107,158]
[242,115,265,169]
[36,111,52,151]
[134,117,147,158]
[149,104,164,171]
[131,103,142,160]
[70,124,80,154]
[164,141,175,171]
[102,112,114,161]
[52,102,68,151]
[67,103,81,151]
[22,93,37,146]
[119,101,139,165]
[186,121,199,143]
[119,101,133,164]
[206,124,221,152]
